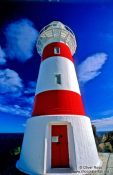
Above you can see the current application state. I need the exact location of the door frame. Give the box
[44,121,76,173]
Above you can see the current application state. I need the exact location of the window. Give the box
[54,47,60,54]
[55,74,61,84]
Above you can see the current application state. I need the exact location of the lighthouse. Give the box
[16,21,101,175]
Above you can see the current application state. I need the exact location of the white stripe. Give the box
[35,56,81,95]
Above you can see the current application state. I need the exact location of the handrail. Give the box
[36,22,76,56]
[40,25,75,37]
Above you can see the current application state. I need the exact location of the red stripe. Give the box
[32,90,85,116]
[42,42,73,62]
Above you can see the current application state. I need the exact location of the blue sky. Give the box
[0,0,113,132]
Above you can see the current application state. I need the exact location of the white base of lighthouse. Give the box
[16,115,102,175]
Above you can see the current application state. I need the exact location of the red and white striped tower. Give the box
[16,21,101,175]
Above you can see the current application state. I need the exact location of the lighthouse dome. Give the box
[37,21,77,56]
[46,21,66,29]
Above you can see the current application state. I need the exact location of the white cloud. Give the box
[0,46,6,65]
[0,94,33,117]
[23,96,34,106]
[24,81,36,95]
[92,116,113,131]
[22,123,26,127]
[0,104,31,117]
[0,67,35,117]
[0,68,23,96]
[4,19,38,62]
[78,53,108,84]
[0,71,35,117]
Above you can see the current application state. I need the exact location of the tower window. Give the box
[55,74,61,84]
[54,47,60,54]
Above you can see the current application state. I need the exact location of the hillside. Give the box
[0,130,113,175]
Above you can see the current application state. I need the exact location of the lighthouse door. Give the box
[51,125,69,168]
